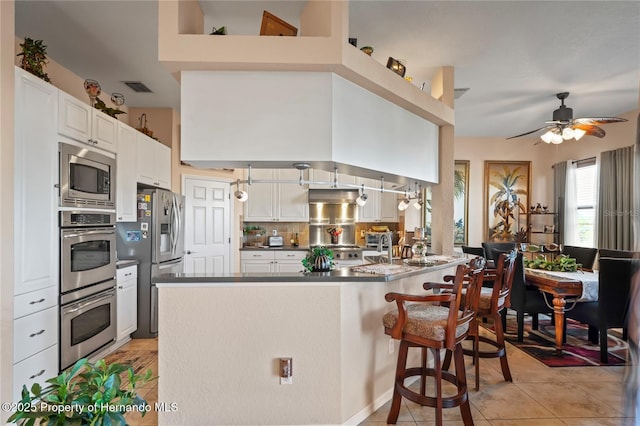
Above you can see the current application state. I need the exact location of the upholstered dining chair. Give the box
[481,242,517,262]
[565,257,639,363]
[382,258,485,426]
[561,245,598,270]
[507,252,553,341]
[597,248,638,259]
[462,245,485,257]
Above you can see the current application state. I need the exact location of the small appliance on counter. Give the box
[267,235,284,247]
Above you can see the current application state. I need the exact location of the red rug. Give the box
[485,313,628,367]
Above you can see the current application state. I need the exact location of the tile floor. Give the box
[112,327,634,426]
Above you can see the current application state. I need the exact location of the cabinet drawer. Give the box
[14,306,58,363]
[14,286,57,319]
[13,345,58,403]
[240,251,275,261]
[117,265,138,282]
[274,251,307,261]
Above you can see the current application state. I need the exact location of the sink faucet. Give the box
[378,232,394,264]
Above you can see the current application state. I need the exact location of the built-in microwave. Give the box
[59,142,116,209]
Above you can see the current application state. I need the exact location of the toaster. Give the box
[267,236,284,247]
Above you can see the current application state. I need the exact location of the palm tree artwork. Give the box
[486,162,529,242]
[453,161,468,245]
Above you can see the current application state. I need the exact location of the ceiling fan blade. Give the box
[573,124,606,138]
[574,117,628,125]
[506,125,553,140]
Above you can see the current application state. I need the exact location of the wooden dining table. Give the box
[524,269,584,355]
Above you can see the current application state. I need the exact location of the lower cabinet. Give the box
[116,266,138,342]
[13,345,58,403]
[240,250,307,273]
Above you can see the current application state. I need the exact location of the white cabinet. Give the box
[116,266,138,342]
[136,133,171,190]
[116,123,138,221]
[58,90,118,153]
[14,68,58,296]
[243,169,308,222]
[357,177,398,222]
[13,68,59,402]
[240,250,307,273]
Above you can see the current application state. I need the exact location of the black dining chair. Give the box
[565,257,639,363]
[481,242,517,262]
[462,246,485,257]
[507,252,553,341]
[561,246,598,270]
[597,249,638,259]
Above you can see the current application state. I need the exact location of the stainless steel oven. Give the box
[60,211,116,296]
[59,142,116,209]
[60,281,116,370]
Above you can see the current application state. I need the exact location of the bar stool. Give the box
[382,258,485,426]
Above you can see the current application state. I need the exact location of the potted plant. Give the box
[8,357,153,425]
[302,246,334,272]
[17,37,51,82]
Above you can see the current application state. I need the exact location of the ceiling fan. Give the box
[507,92,627,144]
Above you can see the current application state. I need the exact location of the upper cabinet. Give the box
[243,169,308,222]
[356,177,398,223]
[136,133,171,190]
[308,169,357,189]
[58,90,117,153]
[116,123,138,221]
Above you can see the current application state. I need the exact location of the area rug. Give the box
[482,313,628,367]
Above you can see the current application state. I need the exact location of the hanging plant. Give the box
[17,37,51,82]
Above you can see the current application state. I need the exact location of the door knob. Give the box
[186,250,197,255]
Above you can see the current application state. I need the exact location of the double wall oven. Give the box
[59,209,117,370]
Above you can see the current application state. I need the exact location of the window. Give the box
[574,159,597,247]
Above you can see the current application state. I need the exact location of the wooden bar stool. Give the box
[382,258,485,426]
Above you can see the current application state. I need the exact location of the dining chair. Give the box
[382,258,485,425]
[561,245,598,270]
[462,245,485,257]
[565,257,639,362]
[481,242,517,262]
[597,248,638,259]
[507,252,553,341]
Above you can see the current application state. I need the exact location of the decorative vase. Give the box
[313,255,331,272]
[331,234,339,245]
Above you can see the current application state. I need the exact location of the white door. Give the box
[184,177,231,274]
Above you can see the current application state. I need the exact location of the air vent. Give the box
[454,88,470,99]
[122,81,153,93]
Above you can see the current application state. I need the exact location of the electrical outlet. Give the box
[279,357,292,384]
[389,338,395,354]
[280,376,293,385]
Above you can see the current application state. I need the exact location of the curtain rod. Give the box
[572,156,596,165]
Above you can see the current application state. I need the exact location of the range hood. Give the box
[308,189,359,204]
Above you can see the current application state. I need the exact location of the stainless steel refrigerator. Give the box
[116,188,185,338]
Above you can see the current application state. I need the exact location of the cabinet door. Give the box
[241,261,273,273]
[275,261,304,272]
[380,187,399,222]
[308,169,332,189]
[244,169,276,221]
[155,142,172,190]
[277,169,308,222]
[92,110,118,153]
[117,266,138,341]
[136,133,158,186]
[14,68,58,295]
[13,344,58,403]
[58,90,91,144]
[116,124,138,221]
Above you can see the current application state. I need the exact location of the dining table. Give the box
[524,268,599,355]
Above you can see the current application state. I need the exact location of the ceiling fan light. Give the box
[573,128,586,140]
[551,133,563,144]
[540,131,554,144]
[562,127,575,140]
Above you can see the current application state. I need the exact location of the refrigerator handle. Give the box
[170,194,178,255]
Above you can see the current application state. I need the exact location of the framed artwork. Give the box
[260,11,298,36]
[484,161,530,242]
[454,160,469,245]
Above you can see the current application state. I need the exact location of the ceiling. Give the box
[15,1,640,139]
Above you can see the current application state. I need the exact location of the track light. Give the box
[233,179,248,202]
[413,199,422,210]
[356,184,368,206]
[398,192,410,211]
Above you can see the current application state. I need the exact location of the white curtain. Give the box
[564,160,579,246]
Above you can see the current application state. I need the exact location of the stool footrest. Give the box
[396,366,469,409]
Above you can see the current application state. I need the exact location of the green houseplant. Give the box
[302,246,334,272]
[17,37,51,83]
[8,357,153,426]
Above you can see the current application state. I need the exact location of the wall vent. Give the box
[122,81,153,93]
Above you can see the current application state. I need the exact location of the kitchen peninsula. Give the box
[154,257,465,425]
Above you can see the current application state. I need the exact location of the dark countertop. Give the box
[116,259,139,269]
[240,246,310,251]
[154,256,467,284]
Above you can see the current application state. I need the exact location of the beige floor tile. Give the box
[470,382,555,420]
[518,382,624,418]
[490,420,566,426]
[560,419,631,426]
[362,400,415,423]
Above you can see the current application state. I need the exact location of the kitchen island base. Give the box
[156,263,460,425]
